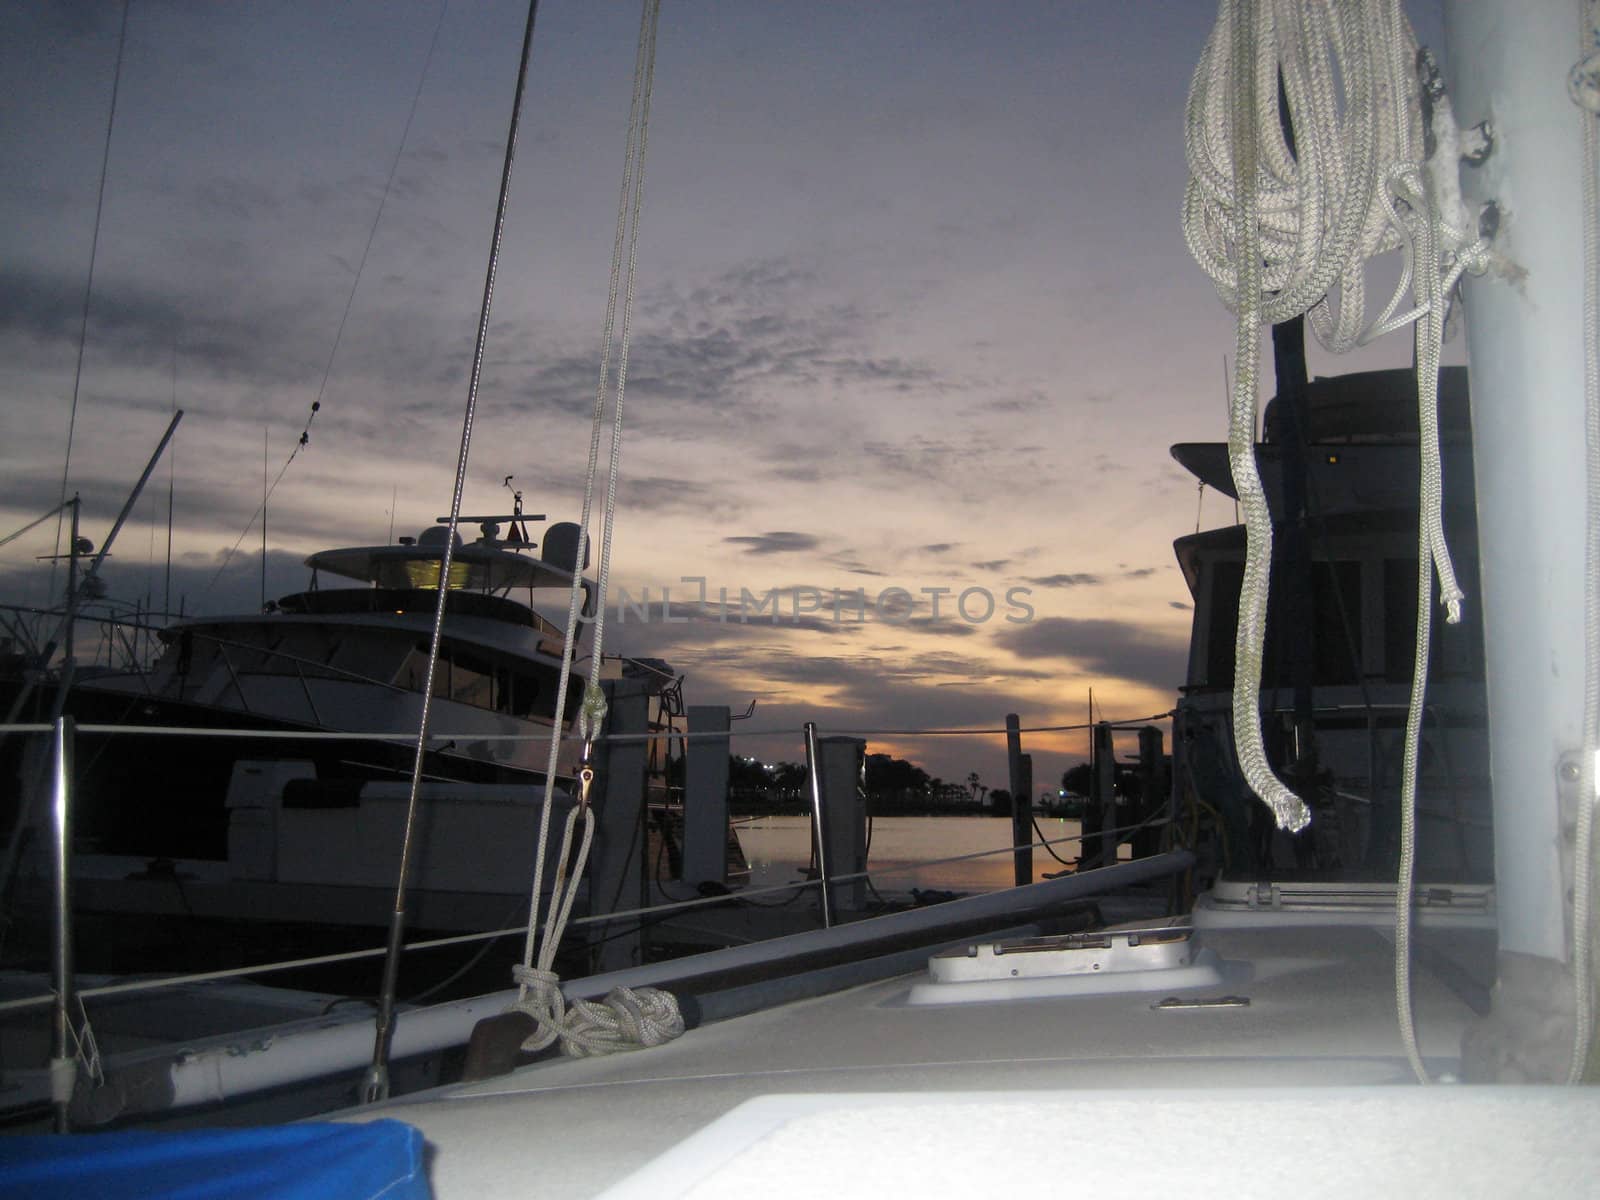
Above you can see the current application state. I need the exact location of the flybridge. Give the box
[304,518,588,595]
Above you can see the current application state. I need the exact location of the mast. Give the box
[1443,0,1596,1077]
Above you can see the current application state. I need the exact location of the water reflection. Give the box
[735,814,1087,895]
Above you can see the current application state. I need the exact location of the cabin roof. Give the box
[305,542,578,593]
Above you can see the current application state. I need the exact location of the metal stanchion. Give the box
[49,715,77,1133]
[803,722,833,928]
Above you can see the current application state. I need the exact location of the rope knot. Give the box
[577,681,609,744]
[511,962,561,997]
[562,987,684,1058]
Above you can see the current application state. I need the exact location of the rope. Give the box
[1182,1,1487,838]
[1568,0,1600,1086]
[513,0,678,1058]
[1215,0,1312,833]
[1185,0,1499,1084]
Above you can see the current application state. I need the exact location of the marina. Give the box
[2,0,1600,1195]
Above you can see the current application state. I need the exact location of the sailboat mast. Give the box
[1444,0,1596,1072]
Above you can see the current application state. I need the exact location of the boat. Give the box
[0,505,691,965]
[1169,364,1493,899]
[8,0,1600,1193]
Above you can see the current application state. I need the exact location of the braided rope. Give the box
[1184,1,1486,842]
[513,0,679,1058]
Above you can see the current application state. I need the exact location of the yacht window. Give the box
[1383,558,1485,682]
[1205,559,1362,688]
[496,666,539,718]
[451,651,494,709]
[395,643,437,694]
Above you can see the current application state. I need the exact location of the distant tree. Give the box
[1061,763,1092,796]
[988,788,1013,817]
[865,753,928,792]
[770,761,808,803]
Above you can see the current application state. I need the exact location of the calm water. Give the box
[734,814,1087,895]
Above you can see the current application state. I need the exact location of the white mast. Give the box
[1444,0,1596,1078]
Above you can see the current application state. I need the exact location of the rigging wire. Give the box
[362,0,544,1105]
[199,403,319,602]
[511,0,672,1062]
[50,0,130,608]
[199,2,446,604]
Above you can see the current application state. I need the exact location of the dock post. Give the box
[1006,714,1031,886]
[1086,721,1115,868]
[1136,726,1165,860]
[681,705,731,887]
[810,732,867,917]
[587,678,650,973]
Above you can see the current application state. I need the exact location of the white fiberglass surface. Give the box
[356,922,1490,1197]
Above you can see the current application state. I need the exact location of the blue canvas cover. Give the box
[0,1118,430,1200]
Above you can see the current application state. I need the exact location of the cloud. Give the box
[823,553,887,577]
[723,531,820,556]
[971,558,1010,572]
[1022,572,1102,588]
[920,543,955,554]
[995,616,1187,692]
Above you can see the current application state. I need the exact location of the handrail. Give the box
[0,713,1173,744]
[0,816,1170,1017]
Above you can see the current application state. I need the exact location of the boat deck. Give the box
[344,915,1588,1197]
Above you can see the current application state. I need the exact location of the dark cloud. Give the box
[995,616,1186,692]
[904,619,979,639]
[1022,573,1102,588]
[723,531,820,556]
[920,543,955,554]
[0,265,346,389]
[971,558,1010,572]
[824,555,888,577]
[982,393,1046,414]
[1123,567,1158,578]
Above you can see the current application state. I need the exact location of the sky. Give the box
[0,0,1448,794]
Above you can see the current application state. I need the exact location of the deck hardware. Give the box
[1151,996,1251,1010]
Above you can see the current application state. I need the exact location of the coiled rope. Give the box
[512,0,682,1058]
[1182,0,1485,832]
[1185,0,1493,1085]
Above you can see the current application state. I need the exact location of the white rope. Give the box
[1185,0,1498,1085]
[1218,0,1310,833]
[1567,0,1600,1086]
[513,0,679,1057]
[1182,1,1486,839]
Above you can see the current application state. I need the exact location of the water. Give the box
[735,814,1087,895]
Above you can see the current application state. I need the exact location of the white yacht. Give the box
[2,510,670,945]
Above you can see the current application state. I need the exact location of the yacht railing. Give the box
[0,710,1177,1018]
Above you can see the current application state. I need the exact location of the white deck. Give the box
[343,916,1600,1197]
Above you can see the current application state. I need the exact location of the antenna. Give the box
[165,329,176,621]
[261,426,268,611]
[503,474,530,544]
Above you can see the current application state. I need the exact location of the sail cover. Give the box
[0,1119,430,1200]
